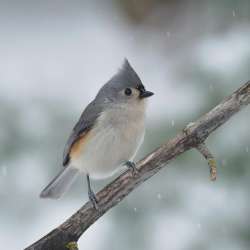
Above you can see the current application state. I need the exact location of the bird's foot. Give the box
[88,189,99,210]
[125,161,139,177]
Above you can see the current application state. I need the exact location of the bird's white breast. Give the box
[71,100,146,179]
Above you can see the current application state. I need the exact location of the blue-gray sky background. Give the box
[0,1,249,249]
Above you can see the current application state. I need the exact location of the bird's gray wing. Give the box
[62,100,103,166]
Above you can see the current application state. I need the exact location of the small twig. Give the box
[196,142,217,181]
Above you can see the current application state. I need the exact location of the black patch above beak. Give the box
[140,90,154,98]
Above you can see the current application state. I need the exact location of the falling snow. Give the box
[246,147,249,153]
[171,120,175,127]
[232,10,236,17]
[134,207,137,212]
[157,193,162,200]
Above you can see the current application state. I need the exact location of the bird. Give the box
[40,59,154,209]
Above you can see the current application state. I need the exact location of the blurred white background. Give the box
[0,1,249,249]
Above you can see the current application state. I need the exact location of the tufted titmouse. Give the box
[40,59,154,209]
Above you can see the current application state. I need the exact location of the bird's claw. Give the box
[88,190,99,210]
[126,161,139,177]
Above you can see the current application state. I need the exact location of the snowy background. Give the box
[0,1,249,249]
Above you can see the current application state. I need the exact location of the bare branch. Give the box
[25,81,250,250]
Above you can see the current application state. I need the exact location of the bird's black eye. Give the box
[124,88,132,96]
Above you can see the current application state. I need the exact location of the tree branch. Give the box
[25,81,250,250]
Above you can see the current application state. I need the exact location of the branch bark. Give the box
[25,81,250,250]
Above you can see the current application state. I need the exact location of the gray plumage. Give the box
[62,59,144,167]
[62,100,103,166]
[96,58,144,102]
[40,167,79,199]
[40,59,153,200]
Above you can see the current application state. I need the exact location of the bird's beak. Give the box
[139,90,154,98]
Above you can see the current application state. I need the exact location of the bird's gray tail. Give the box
[40,167,79,199]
